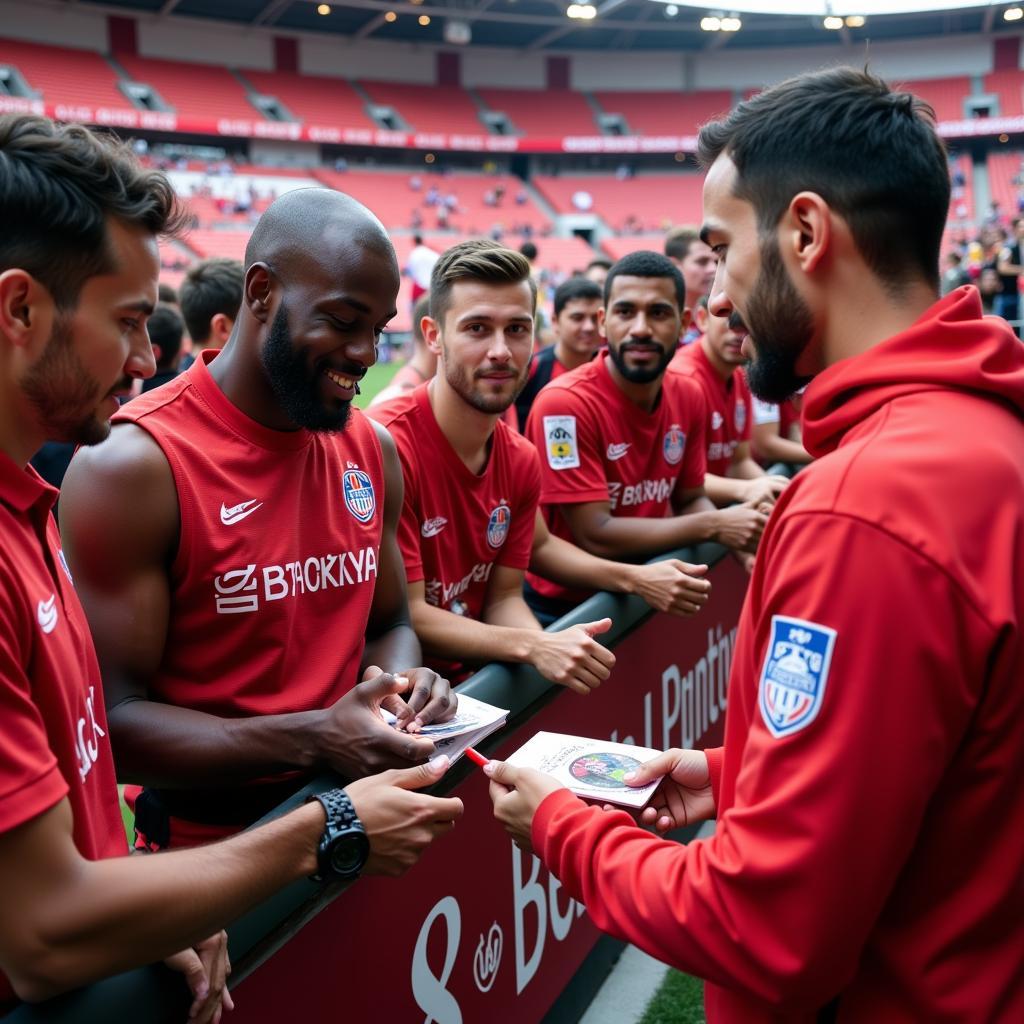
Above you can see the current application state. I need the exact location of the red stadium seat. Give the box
[983,69,1024,118]
[359,81,486,136]
[476,88,597,137]
[899,76,971,122]
[593,90,732,137]
[117,55,263,122]
[0,37,132,110]
[243,70,376,129]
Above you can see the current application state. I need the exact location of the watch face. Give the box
[328,831,370,878]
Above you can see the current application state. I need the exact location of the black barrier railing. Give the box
[7,541,728,1024]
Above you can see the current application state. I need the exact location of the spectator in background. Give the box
[664,226,718,344]
[370,293,436,408]
[141,304,185,393]
[584,257,612,288]
[996,216,1024,333]
[940,251,969,295]
[406,235,439,306]
[515,276,603,431]
[177,257,243,371]
[524,251,765,622]
[669,298,789,548]
[158,282,179,307]
[979,265,1001,314]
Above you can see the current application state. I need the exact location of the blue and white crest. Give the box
[734,400,747,434]
[758,615,837,739]
[342,468,376,523]
[663,425,686,466]
[486,504,511,549]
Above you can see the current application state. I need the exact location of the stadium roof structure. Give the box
[78,0,1019,52]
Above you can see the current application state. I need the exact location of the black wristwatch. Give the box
[307,788,370,882]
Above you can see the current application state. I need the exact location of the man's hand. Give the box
[629,560,711,617]
[713,503,768,552]
[164,931,233,1024]
[740,475,789,507]
[625,748,715,833]
[316,672,437,778]
[528,618,616,695]
[484,760,568,854]
[374,665,458,733]
[346,756,464,876]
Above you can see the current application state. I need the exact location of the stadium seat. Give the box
[476,88,597,136]
[359,81,486,136]
[243,70,376,129]
[0,37,132,110]
[592,90,732,137]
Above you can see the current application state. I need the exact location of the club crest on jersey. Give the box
[759,615,837,739]
[342,468,376,523]
[735,400,747,433]
[544,415,580,470]
[486,503,512,549]
[711,410,724,431]
[663,425,686,465]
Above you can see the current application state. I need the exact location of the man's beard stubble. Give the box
[441,342,528,415]
[607,340,676,385]
[260,303,352,433]
[742,237,815,404]
[21,314,113,447]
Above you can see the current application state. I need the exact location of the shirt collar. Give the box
[0,448,58,514]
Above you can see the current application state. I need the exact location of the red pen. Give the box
[464,746,489,768]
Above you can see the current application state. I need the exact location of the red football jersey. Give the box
[524,356,707,602]
[369,384,541,680]
[670,342,753,477]
[0,457,126,1010]
[112,352,384,837]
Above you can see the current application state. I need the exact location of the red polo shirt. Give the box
[0,452,126,1009]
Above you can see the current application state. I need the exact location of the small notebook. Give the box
[505,731,665,808]
[382,692,509,764]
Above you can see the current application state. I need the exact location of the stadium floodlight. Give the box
[1005,6,1024,21]
[567,3,598,17]
[418,13,431,24]
[316,3,330,14]
[701,15,723,30]
[384,10,397,21]
[665,3,680,14]
[845,14,866,25]
[648,2,991,14]
[721,14,742,29]
[823,15,843,28]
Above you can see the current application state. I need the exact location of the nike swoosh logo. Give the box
[421,516,448,538]
[37,593,58,634]
[220,499,264,525]
[606,443,630,461]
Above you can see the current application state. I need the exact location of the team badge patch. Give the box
[544,415,580,470]
[663,424,686,465]
[342,468,376,523]
[486,503,512,548]
[711,410,724,431]
[735,400,747,434]
[759,615,837,739]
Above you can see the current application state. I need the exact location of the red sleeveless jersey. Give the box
[114,351,384,719]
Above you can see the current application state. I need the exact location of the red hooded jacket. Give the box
[533,288,1024,1021]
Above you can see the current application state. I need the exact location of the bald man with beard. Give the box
[61,188,458,850]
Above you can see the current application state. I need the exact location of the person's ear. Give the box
[597,307,608,341]
[421,316,443,357]
[150,343,163,364]
[0,269,54,354]
[783,191,831,275]
[244,263,274,324]
[694,304,709,334]
[210,313,234,344]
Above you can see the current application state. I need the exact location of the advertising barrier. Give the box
[1,94,1019,152]
[9,546,748,1024]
